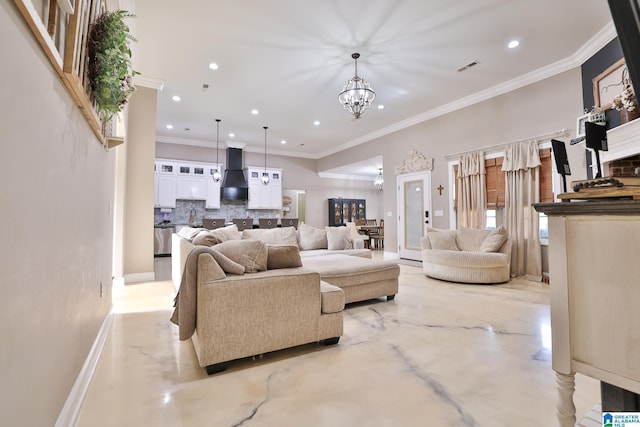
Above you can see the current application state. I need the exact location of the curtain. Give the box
[457,151,486,229]
[502,141,542,280]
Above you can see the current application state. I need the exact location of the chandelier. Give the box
[338,53,376,119]
[212,119,222,182]
[261,126,270,185]
[374,168,383,190]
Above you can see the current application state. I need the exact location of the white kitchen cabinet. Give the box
[206,179,221,209]
[247,167,282,209]
[154,175,176,208]
[176,177,207,200]
[155,160,176,175]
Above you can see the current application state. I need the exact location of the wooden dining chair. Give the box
[370,219,384,249]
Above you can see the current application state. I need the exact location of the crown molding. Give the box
[133,75,165,90]
[317,172,373,181]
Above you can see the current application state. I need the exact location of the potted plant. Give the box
[87,10,138,127]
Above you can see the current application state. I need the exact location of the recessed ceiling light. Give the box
[166,124,173,129]
[377,105,385,110]
[508,40,520,49]
[251,109,259,115]
[172,95,181,102]
[281,140,287,145]
[229,133,235,138]
[209,62,219,70]
[313,121,320,126]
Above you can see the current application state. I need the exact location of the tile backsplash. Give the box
[155,199,281,226]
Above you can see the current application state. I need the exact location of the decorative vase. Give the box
[620,108,640,124]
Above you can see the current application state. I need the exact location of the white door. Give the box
[397,172,431,260]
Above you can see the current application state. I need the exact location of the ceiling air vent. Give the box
[457,60,480,72]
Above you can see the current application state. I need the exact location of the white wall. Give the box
[1,3,114,425]
[123,87,157,280]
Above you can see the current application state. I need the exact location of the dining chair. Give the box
[202,218,226,229]
[281,218,299,229]
[232,218,254,231]
[370,219,384,249]
[258,218,278,228]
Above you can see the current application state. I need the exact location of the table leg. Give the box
[556,371,576,427]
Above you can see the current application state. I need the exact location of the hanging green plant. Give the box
[87,10,138,122]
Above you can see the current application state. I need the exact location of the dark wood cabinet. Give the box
[328,198,366,226]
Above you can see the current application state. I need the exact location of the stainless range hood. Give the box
[221,147,248,201]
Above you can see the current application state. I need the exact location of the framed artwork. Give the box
[593,57,627,110]
[576,113,590,137]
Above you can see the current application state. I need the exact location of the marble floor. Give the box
[75,255,600,427]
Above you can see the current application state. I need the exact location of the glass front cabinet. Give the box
[328,198,366,226]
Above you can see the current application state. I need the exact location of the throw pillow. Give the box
[266,245,303,269]
[456,227,489,251]
[213,239,268,273]
[298,223,328,250]
[215,224,242,241]
[479,226,508,252]
[177,226,205,241]
[242,226,298,245]
[427,230,459,251]
[192,230,225,247]
[325,226,354,250]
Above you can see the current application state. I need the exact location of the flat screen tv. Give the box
[608,0,640,96]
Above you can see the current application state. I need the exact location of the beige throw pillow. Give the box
[177,227,205,241]
[298,223,328,250]
[192,230,225,247]
[427,230,459,251]
[242,226,298,245]
[325,226,353,250]
[266,245,303,269]
[213,239,268,273]
[479,226,508,252]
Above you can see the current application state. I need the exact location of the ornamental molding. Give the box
[394,148,433,175]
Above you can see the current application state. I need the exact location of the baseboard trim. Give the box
[55,308,114,427]
[124,272,155,283]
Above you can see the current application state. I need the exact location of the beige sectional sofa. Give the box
[170,224,400,373]
[420,226,512,284]
[171,224,371,289]
[171,244,345,374]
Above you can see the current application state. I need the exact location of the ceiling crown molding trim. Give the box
[317,172,373,181]
[317,22,617,159]
[133,75,165,90]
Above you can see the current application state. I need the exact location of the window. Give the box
[539,212,549,244]
[486,209,497,230]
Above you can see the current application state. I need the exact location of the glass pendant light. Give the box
[261,126,270,185]
[212,119,222,182]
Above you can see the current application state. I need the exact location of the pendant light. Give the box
[261,126,270,185]
[212,119,222,182]
[338,53,376,119]
[374,168,383,190]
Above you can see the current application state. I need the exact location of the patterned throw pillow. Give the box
[479,226,508,252]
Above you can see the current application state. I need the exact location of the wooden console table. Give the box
[534,200,640,426]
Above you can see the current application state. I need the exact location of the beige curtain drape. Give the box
[502,141,542,280]
[457,151,486,229]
